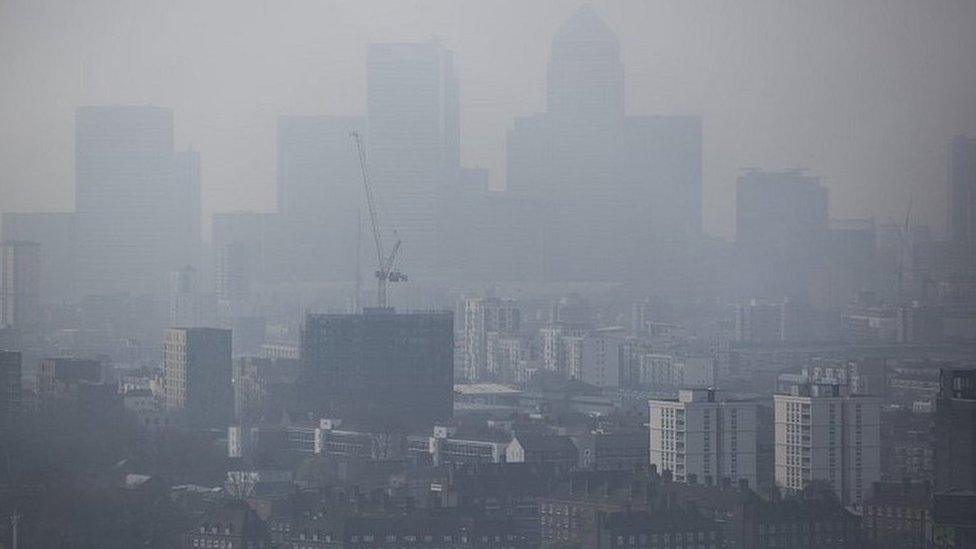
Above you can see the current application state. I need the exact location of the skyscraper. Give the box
[735,169,830,300]
[774,382,881,506]
[274,115,363,281]
[367,41,459,275]
[649,389,759,488]
[164,327,233,428]
[506,6,702,281]
[74,106,200,296]
[0,240,40,329]
[949,135,976,260]
[300,308,453,429]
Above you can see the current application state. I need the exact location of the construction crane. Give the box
[350,131,406,309]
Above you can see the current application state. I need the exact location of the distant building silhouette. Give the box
[1,239,40,329]
[949,134,976,261]
[272,115,364,281]
[367,41,460,275]
[0,212,76,301]
[507,6,702,281]
[74,106,200,295]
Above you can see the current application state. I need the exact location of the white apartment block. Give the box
[774,383,881,506]
[649,389,758,488]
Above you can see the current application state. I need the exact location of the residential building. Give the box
[774,382,881,506]
[649,389,759,488]
[300,308,453,429]
[164,327,233,428]
[461,296,521,381]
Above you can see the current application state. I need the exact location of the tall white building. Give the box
[649,389,758,488]
[774,382,881,506]
[564,327,627,388]
[461,296,520,381]
[367,41,459,275]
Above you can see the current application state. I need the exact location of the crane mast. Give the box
[350,131,406,309]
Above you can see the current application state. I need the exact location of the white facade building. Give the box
[649,388,758,488]
[774,383,881,506]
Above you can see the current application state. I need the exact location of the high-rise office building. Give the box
[774,382,881,506]
[0,350,21,433]
[164,327,233,428]
[934,368,976,491]
[274,115,363,281]
[506,7,702,281]
[461,296,521,382]
[74,106,201,296]
[1,212,76,301]
[1,240,40,329]
[300,308,453,429]
[735,169,830,301]
[367,42,459,275]
[949,135,976,260]
[649,388,758,488]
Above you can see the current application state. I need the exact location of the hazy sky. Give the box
[1,0,974,238]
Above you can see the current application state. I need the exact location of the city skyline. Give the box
[2,0,974,237]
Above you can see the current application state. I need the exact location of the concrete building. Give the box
[74,106,201,296]
[649,389,759,488]
[36,357,101,397]
[461,296,521,381]
[0,240,40,329]
[367,41,459,275]
[300,308,453,429]
[0,350,21,433]
[774,382,881,506]
[164,327,233,428]
[934,368,976,491]
[565,327,626,388]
